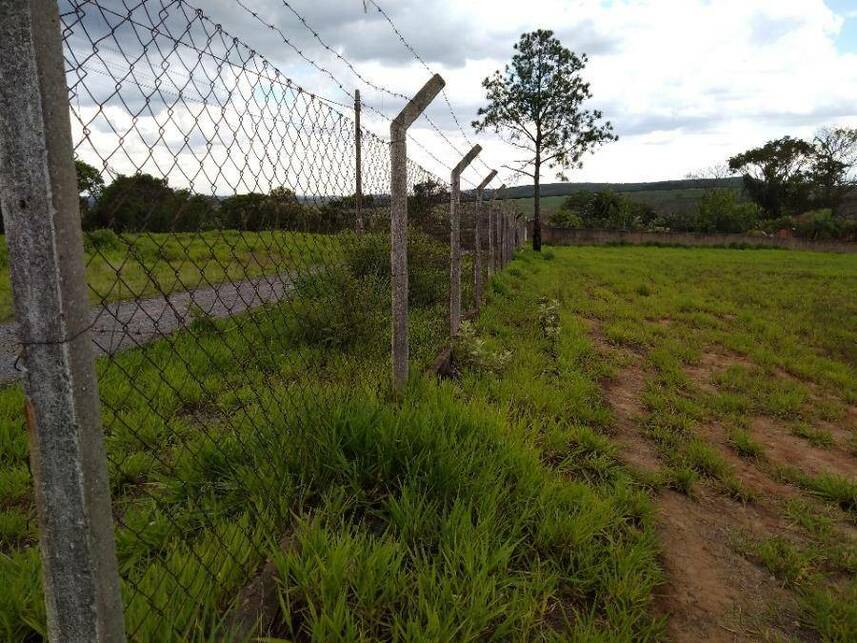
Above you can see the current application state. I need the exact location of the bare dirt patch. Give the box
[684,350,753,393]
[588,330,805,640]
[752,416,857,479]
[696,422,800,502]
[587,318,661,474]
[655,490,802,642]
[603,363,662,474]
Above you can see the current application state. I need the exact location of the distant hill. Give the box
[498,178,745,221]
[492,177,743,199]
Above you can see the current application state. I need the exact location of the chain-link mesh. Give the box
[0,0,526,639]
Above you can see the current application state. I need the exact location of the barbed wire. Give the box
[363,0,495,176]
[232,0,486,187]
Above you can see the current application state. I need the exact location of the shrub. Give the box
[548,209,584,229]
[344,229,448,308]
[793,209,839,240]
[291,269,388,350]
[695,190,759,233]
[84,228,123,254]
[452,321,511,374]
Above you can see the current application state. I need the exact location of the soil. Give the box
[750,416,857,479]
[588,329,809,641]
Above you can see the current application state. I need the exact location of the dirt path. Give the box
[590,324,805,641]
[0,270,304,384]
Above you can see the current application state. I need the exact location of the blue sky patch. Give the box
[828,0,857,52]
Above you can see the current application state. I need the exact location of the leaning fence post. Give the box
[449,145,481,336]
[474,170,496,310]
[390,74,445,390]
[355,89,364,234]
[0,2,125,641]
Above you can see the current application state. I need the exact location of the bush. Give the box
[548,209,583,229]
[553,191,656,231]
[344,229,448,308]
[84,228,122,253]
[758,209,857,241]
[452,321,511,374]
[695,190,759,233]
[291,269,388,350]
[794,209,839,240]
[90,173,219,232]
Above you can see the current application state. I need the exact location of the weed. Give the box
[729,428,764,459]
[664,465,698,496]
[452,321,511,375]
[792,423,834,449]
[755,536,816,586]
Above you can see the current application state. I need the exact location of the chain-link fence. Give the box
[0,0,525,640]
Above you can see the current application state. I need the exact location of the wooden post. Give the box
[355,89,363,234]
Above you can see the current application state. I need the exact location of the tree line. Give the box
[545,128,857,241]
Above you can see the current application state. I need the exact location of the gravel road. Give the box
[0,270,301,385]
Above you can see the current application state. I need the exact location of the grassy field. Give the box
[1,244,856,640]
[0,230,340,322]
[511,186,743,222]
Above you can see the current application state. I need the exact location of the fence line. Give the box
[0,0,526,639]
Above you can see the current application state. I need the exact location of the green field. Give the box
[0,230,340,322]
[1,245,856,640]
[511,186,743,222]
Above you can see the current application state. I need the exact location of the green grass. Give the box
[2,243,856,640]
[0,230,339,322]
[729,428,765,459]
[0,243,664,641]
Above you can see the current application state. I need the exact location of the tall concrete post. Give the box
[494,185,507,272]
[474,169,496,310]
[503,207,512,268]
[355,89,364,234]
[488,183,505,276]
[390,74,445,390]
[449,145,481,336]
[0,2,125,641]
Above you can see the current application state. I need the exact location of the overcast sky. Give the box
[68,0,857,190]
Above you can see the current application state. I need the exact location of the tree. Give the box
[728,137,814,218]
[91,173,192,232]
[73,160,105,229]
[810,127,857,212]
[408,179,448,228]
[75,160,104,199]
[472,29,617,251]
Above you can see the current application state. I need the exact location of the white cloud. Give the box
[67,0,857,188]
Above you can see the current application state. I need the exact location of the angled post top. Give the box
[391,74,445,132]
[452,144,482,179]
[476,169,497,194]
[490,183,507,202]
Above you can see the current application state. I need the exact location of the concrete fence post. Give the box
[390,74,445,390]
[355,89,364,234]
[504,208,512,265]
[495,186,507,272]
[499,206,507,267]
[488,183,505,278]
[474,169,496,310]
[449,145,481,337]
[0,2,125,641]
